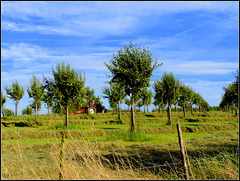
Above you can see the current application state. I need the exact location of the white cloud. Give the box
[156,59,238,75]
[2,1,238,37]
[1,42,113,72]
[1,42,51,62]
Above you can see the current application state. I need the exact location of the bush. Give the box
[3,109,15,117]
[22,105,33,115]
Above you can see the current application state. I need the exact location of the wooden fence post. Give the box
[177,122,189,180]
[59,131,65,180]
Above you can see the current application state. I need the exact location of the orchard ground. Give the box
[1,110,239,180]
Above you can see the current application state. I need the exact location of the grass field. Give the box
[1,111,239,180]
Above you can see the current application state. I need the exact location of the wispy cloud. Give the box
[1,1,238,113]
[2,1,238,37]
[173,61,238,75]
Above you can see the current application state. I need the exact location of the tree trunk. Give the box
[167,105,172,125]
[65,105,68,127]
[158,105,161,113]
[118,101,121,120]
[48,107,50,114]
[183,103,186,117]
[144,103,146,113]
[191,103,193,114]
[35,102,38,120]
[10,107,13,114]
[147,105,149,112]
[131,97,135,132]
[15,103,18,116]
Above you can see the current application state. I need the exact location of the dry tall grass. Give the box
[1,130,239,180]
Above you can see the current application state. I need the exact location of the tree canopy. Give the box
[4,80,25,116]
[27,75,44,120]
[43,62,86,127]
[153,72,180,125]
[105,42,162,131]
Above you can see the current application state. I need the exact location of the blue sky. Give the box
[1,1,239,115]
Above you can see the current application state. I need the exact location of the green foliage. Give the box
[153,72,180,107]
[27,75,44,105]
[105,41,162,131]
[43,63,86,110]
[30,101,42,111]
[3,108,15,117]
[136,99,144,111]
[140,87,153,112]
[220,69,238,114]
[125,98,131,110]
[102,82,126,109]
[153,72,180,124]
[22,105,33,115]
[43,62,86,125]
[105,41,162,97]
[3,80,25,116]
[178,83,190,106]
[1,91,7,107]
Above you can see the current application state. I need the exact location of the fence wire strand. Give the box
[2,135,238,161]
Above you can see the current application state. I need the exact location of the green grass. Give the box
[1,111,238,180]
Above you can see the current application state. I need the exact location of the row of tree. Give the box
[219,69,238,116]
[153,72,209,125]
[102,70,209,126]
[103,42,211,132]
[2,42,235,132]
[1,63,101,127]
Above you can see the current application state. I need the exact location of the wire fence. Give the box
[2,135,238,161]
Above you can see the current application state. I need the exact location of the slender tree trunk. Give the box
[35,102,38,120]
[1,106,5,117]
[15,103,18,116]
[10,107,13,114]
[48,107,50,114]
[144,103,146,113]
[118,101,121,120]
[175,105,177,112]
[191,103,193,114]
[183,103,186,117]
[158,105,161,113]
[147,105,149,112]
[235,107,238,117]
[131,97,135,132]
[65,105,68,127]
